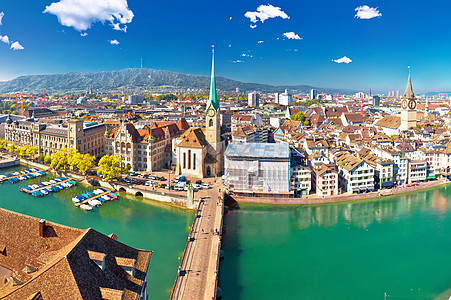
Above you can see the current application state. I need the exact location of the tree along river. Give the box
[219,185,451,300]
[0,166,193,300]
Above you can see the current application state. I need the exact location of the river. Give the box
[219,185,451,299]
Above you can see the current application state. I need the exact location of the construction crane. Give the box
[41,88,47,109]
[20,92,24,116]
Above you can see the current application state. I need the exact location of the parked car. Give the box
[175,186,184,191]
[129,171,137,176]
[195,180,203,184]
[157,183,165,188]
[149,175,156,180]
[201,184,210,189]
[171,179,178,183]
[192,183,201,189]
[177,176,186,182]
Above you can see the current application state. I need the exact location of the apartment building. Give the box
[290,164,311,196]
[408,160,427,183]
[231,125,269,143]
[334,152,375,193]
[312,163,339,197]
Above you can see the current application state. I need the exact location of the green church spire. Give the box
[206,46,219,112]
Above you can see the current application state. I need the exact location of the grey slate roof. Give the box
[225,143,290,158]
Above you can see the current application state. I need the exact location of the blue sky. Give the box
[1,0,451,92]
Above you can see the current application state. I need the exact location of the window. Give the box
[193,153,196,170]
[183,152,186,169]
[188,150,191,169]
[209,119,213,127]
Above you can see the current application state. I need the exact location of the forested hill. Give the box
[0,68,353,94]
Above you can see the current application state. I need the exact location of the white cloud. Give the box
[10,41,24,50]
[229,17,232,20]
[232,60,243,63]
[112,22,127,32]
[109,39,119,45]
[245,4,289,23]
[228,44,232,47]
[0,12,4,25]
[250,24,257,29]
[241,53,253,57]
[257,40,264,43]
[80,32,88,36]
[283,32,302,40]
[333,56,352,64]
[355,5,381,19]
[43,0,134,32]
[0,35,9,44]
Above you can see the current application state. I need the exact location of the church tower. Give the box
[400,73,417,131]
[205,46,221,152]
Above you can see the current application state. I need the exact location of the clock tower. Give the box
[205,46,221,152]
[400,73,417,131]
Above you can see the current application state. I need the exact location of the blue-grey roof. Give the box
[225,143,290,159]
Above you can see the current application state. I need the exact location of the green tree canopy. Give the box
[97,155,131,181]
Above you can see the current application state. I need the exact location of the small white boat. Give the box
[49,180,56,184]
[72,197,80,203]
[88,199,102,207]
[80,204,92,211]
[41,190,48,195]
[13,172,19,176]
[101,196,111,201]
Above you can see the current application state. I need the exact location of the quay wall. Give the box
[229,179,451,206]
[0,158,20,169]
[19,159,49,171]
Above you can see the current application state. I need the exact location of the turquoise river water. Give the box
[0,166,193,300]
[219,185,451,299]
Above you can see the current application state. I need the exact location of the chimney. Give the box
[39,219,45,237]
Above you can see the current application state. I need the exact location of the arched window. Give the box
[193,153,196,170]
[188,150,191,169]
[183,152,186,169]
[209,119,213,127]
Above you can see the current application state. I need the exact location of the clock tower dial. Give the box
[408,100,416,110]
[207,107,216,117]
[401,100,408,110]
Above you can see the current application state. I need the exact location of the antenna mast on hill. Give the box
[141,58,143,69]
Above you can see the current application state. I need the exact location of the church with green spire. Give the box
[175,47,224,178]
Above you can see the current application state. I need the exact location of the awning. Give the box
[427,175,436,179]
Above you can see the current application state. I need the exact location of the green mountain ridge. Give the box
[0,68,355,95]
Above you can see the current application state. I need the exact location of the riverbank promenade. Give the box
[171,181,224,300]
[230,178,450,205]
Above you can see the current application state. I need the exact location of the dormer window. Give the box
[88,250,106,271]
[115,257,136,277]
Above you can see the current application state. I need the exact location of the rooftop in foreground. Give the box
[0,208,152,300]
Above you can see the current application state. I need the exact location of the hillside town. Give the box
[1,59,450,202]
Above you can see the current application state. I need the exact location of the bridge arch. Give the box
[118,187,126,192]
[135,191,143,197]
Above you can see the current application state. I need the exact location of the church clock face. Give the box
[408,100,416,110]
[207,107,216,117]
[401,100,408,110]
